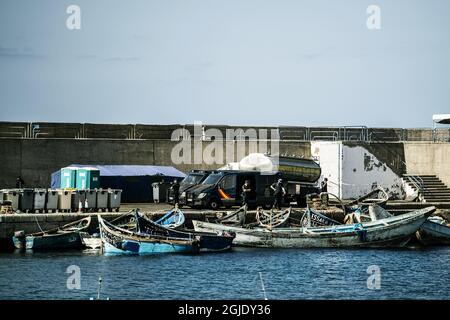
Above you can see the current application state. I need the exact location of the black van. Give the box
[167,170,212,206]
[185,170,319,210]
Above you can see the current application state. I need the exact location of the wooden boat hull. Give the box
[98,215,197,255]
[12,216,91,251]
[416,219,450,245]
[103,240,195,254]
[13,232,82,250]
[80,232,102,249]
[137,212,235,252]
[193,207,434,248]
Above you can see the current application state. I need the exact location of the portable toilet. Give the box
[76,168,100,190]
[60,167,78,189]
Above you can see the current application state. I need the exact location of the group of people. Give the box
[241,178,286,210]
[168,176,329,210]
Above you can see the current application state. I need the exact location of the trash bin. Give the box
[4,190,20,211]
[97,189,108,212]
[46,189,58,213]
[108,189,122,212]
[57,189,72,212]
[71,190,86,212]
[85,189,97,212]
[152,182,169,203]
[19,188,34,213]
[33,189,47,213]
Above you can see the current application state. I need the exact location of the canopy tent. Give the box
[51,165,186,202]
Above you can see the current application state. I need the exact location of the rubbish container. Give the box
[85,189,97,212]
[46,189,58,213]
[57,190,72,212]
[4,190,20,211]
[107,189,122,212]
[19,188,34,213]
[33,189,47,213]
[71,190,86,212]
[152,182,169,203]
[97,189,108,212]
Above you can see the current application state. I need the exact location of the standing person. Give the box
[321,178,329,204]
[241,180,252,208]
[171,179,180,205]
[15,176,25,188]
[271,179,286,210]
[321,178,328,193]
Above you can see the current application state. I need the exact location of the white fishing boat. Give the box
[192,206,435,248]
[416,216,450,245]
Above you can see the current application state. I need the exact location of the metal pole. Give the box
[259,272,268,300]
[97,276,102,300]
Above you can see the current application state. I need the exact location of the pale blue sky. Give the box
[0,0,449,127]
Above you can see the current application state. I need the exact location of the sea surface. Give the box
[0,246,449,300]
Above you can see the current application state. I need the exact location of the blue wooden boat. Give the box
[12,217,91,251]
[154,207,185,229]
[98,214,197,255]
[98,210,235,254]
[135,211,235,252]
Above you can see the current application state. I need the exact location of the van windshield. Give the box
[202,173,222,185]
[181,174,204,185]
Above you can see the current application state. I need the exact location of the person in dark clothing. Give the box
[16,176,25,188]
[321,178,328,193]
[171,179,180,205]
[241,180,252,208]
[271,179,286,210]
[320,178,329,204]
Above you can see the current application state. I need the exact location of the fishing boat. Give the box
[154,206,185,229]
[80,232,102,249]
[136,211,235,252]
[98,210,235,254]
[416,216,450,245]
[192,206,435,248]
[212,206,247,226]
[98,214,197,254]
[12,217,91,250]
[256,207,291,229]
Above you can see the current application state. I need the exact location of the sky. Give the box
[0,0,449,127]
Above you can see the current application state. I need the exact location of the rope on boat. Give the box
[34,215,45,234]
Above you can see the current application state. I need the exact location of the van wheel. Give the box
[208,198,221,210]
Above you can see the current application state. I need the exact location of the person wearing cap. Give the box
[271,178,286,210]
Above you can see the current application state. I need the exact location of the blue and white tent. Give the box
[51,165,186,202]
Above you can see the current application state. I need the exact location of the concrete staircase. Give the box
[403,174,450,203]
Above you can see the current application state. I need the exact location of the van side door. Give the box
[218,174,237,201]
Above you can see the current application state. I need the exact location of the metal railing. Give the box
[0,121,449,142]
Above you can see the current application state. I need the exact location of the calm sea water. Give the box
[0,246,449,300]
